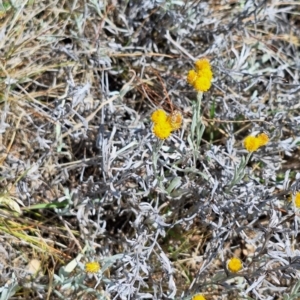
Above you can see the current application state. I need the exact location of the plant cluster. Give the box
[151,109,183,139]
[187,59,213,92]
[244,132,270,152]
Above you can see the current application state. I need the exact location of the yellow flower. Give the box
[288,192,300,208]
[187,58,213,92]
[227,257,243,273]
[85,261,100,273]
[197,68,213,81]
[187,69,198,85]
[244,132,269,152]
[167,110,183,131]
[151,109,167,124]
[195,58,211,71]
[153,120,172,139]
[193,76,212,92]
[151,109,182,139]
[243,135,261,152]
[192,294,206,300]
[257,132,269,147]
[293,192,300,208]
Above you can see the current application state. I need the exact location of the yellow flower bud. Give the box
[244,135,261,152]
[167,110,183,131]
[151,109,167,124]
[227,257,243,273]
[85,261,101,273]
[187,58,213,92]
[153,120,172,139]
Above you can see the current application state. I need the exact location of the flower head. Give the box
[192,294,206,300]
[227,257,243,273]
[187,69,197,85]
[151,109,182,139]
[244,135,261,152]
[293,192,300,208]
[197,67,213,82]
[193,76,212,92]
[167,110,183,131]
[257,132,269,146]
[153,120,173,139]
[244,132,269,152]
[85,261,101,273]
[195,58,211,71]
[151,109,167,124]
[187,58,213,92]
